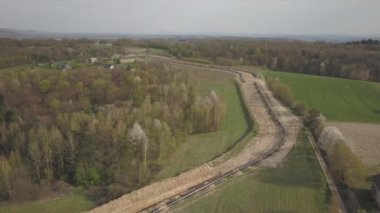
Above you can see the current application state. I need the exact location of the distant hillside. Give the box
[0,28,50,39]
[1,27,380,42]
[146,39,380,82]
[0,28,138,40]
[345,39,380,45]
[274,34,380,43]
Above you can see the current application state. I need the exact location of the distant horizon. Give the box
[2,26,380,37]
[1,0,380,37]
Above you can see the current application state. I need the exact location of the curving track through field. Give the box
[89,56,302,213]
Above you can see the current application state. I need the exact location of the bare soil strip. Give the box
[89,56,302,213]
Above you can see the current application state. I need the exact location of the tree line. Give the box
[0,38,113,68]
[2,38,380,82]
[118,38,380,82]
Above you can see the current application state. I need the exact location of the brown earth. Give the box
[329,122,380,167]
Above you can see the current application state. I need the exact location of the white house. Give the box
[90,57,99,64]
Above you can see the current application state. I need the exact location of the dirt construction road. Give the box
[89,56,302,213]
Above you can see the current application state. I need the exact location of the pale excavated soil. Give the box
[329,122,380,167]
[89,57,301,213]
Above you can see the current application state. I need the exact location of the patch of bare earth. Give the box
[329,122,380,167]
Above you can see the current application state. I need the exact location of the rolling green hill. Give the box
[263,70,380,123]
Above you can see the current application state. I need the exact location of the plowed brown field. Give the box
[329,122,380,167]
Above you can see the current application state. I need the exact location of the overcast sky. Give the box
[0,0,379,35]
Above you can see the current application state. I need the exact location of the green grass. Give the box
[0,190,94,213]
[157,68,251,179]
[263,70,380,123]
[171,131,330,213]
[0,65,32,76]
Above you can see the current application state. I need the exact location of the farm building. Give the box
[121,58,136,64]
[373,173,380,208]
[90,57,99,64]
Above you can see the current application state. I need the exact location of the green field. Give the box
[0,191,94,213]
[171,131,330,213]
[158,68,251,179]
[264,70,380,123]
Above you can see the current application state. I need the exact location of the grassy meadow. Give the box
[158,68,251,179]
[263,70,380,123]
[171,131,330,213]
[0,191,94,213]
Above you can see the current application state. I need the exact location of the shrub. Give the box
[266,77,296,107]
[328,142,367,187]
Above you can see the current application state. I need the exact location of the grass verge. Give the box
[0,190,94,213]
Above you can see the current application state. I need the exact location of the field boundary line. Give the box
[305,129,347,213]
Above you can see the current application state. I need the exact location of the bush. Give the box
[74,165,101,187]
[328,142,367,187]
[305,109,325,138]
[266,77,296,107]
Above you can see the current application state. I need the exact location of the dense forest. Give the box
[0,38,113,68]
[0,60,224,203]
[123,38,380,82]
[2,38,380,82]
